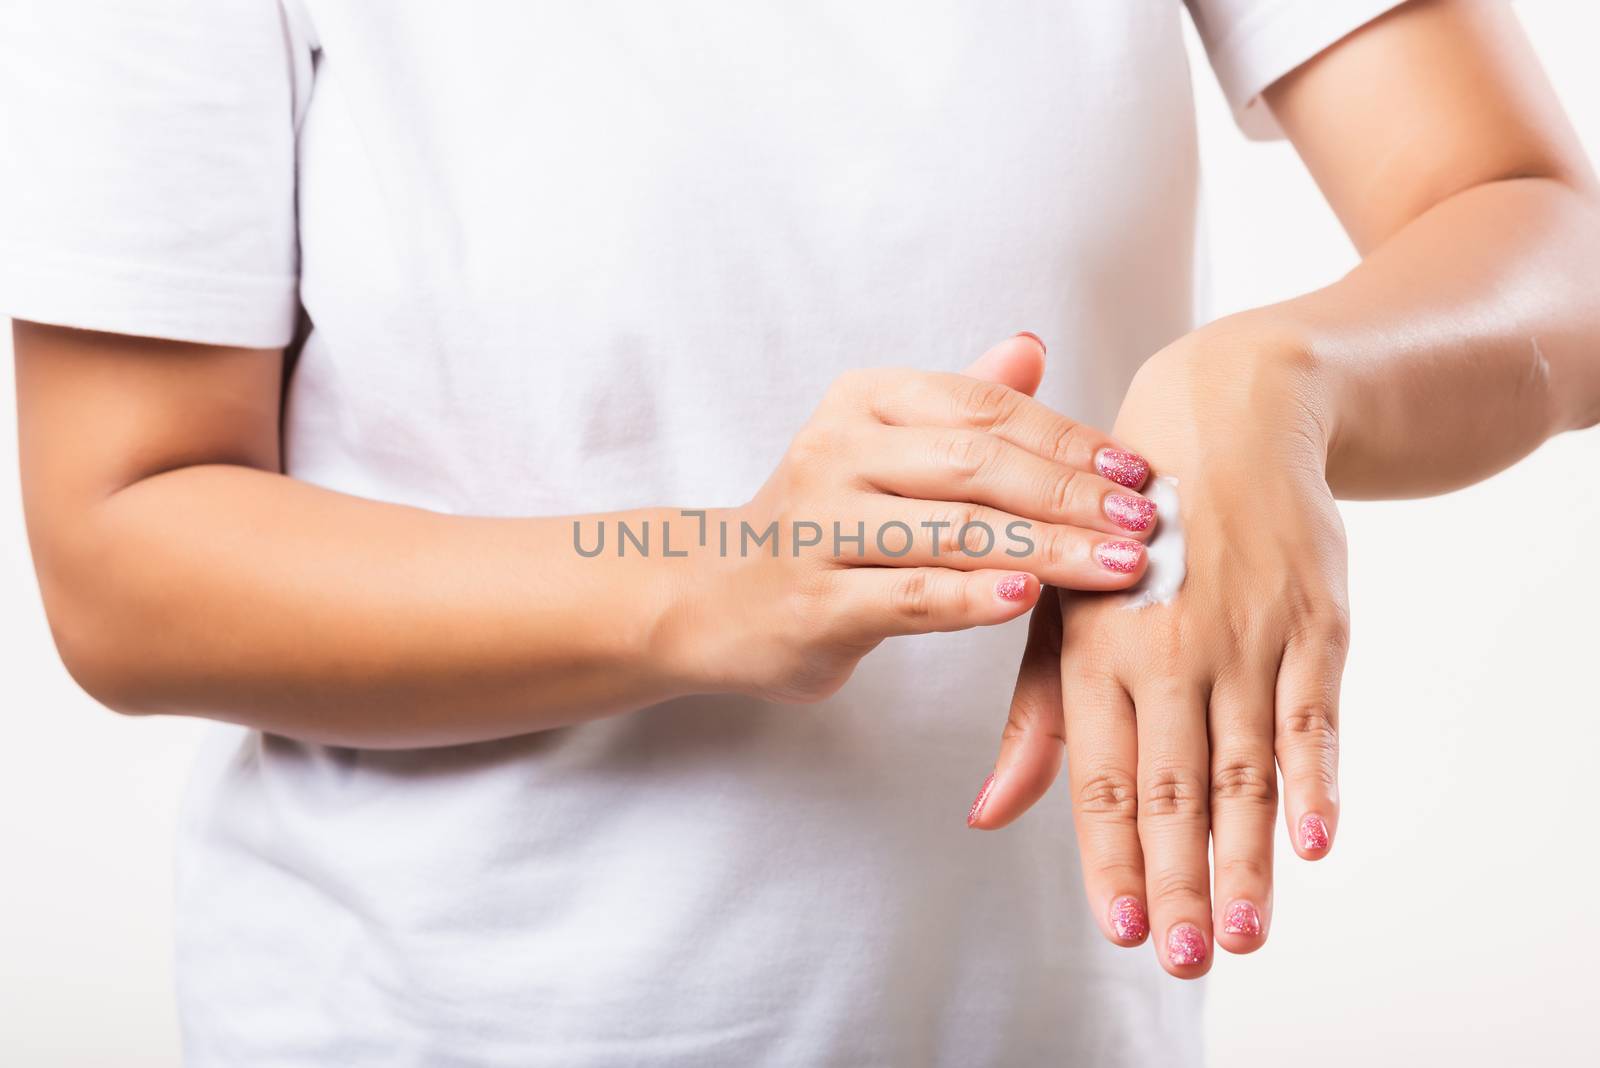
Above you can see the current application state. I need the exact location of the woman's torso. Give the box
[177,3,1205,1063]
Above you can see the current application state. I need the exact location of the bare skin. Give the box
[969,0,1600,978]
[15,328,1150,748]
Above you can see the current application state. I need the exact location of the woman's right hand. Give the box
[14,323,1152,746]
[660,334,1159,703]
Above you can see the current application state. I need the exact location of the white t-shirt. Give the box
[1,2,1403,1063]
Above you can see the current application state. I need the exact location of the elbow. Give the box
[35,574,165,718]
[26,497,216,720]
[47,612,161,718]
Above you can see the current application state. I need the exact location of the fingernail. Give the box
[1104,493,1156,532]
[1094,539,1144,574]
[967,773,996,828]
[994,573,1031,602]
[1167,923,1208,966]
[1095,448,1149,489]
[1013,330,1046,354]
[1223,900,1262,937]
[1110,896,1149,943]
[1299,813,1330,852]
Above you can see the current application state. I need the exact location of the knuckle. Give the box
[1148,868,1210,906]
[1278,705,1339,789]
[1306,615,1351,655]
[1280,703,1338,748]
[937,431,994,481]
[830,367,873,401]
[931,503,984,555]
[1288,596,1351,650]
[1039,418,1082,466]
[1074,769,1139,822]
[781,587,849,662]
[1217,855,1270,886]
[1045,468,1080,517]
[888,570,935,621]
[1032,526,1073,570]
[1318,611,1352,654]
[1210,756,1278,807]
[1090,861,1147,892]
[787,423,838,470]
[1002,697,1066,745]
[955,378,1019,430]
[1323,597,1352,638]
[1140,765,1210,820]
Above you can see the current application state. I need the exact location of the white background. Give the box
[3,3,1598,1064]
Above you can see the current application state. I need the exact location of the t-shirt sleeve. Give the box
[1184,0,1410,140]
[0,0,314,348]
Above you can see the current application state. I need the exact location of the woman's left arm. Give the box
[968,0,1600,977]
[1264,0,1600,495]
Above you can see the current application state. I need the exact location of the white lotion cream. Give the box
[1123,476,1185,609]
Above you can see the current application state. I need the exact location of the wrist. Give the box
[1120,309,1339,480]
[639,506,745,699]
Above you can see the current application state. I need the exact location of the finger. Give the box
[962,332,1047,397]
[1208,666,1278,955]
[834,494,1148,590]
[861,425,1157,538]
[1134,677,1214,977]
[830,566,1042,644]
[1058,658,1149,948]
[967,588,1065,831]
[860,368,1151,489]
[1275,618,1347,860]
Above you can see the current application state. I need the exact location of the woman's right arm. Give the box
[16,322,1155,749]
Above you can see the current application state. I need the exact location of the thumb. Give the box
[963,332,1046,397]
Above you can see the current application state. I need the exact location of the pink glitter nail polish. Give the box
[1096,448,1149,489]
[995,573,1030,602]
[1110,896,1149,943]
[1013,330,1046,354]
[1300,813,1330,852]
[1167,924,1207,966]
[1104,493,1156,532]
[1094,540,1144,574]
[967,773,996,827]
[1223,900,1262,937]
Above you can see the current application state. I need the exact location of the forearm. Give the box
[40,465,699,748]
[1262,176,1600,499]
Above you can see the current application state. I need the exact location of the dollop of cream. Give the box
[1123,476,1185,609]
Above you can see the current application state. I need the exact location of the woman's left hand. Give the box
[967,317,1352,978]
